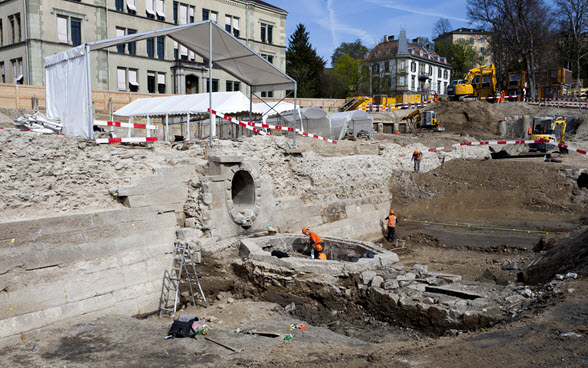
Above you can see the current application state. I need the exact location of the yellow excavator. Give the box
[451,64,499,101]
[529,116,567,153]
[402,109,444,132]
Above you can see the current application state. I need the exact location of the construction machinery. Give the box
[529,115,567,153]
[339,96,372,112]
[402,109,445,132]
[450,64,499,101]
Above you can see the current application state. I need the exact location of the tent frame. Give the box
[47,20,299,148]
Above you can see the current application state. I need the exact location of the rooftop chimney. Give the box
[397,29,409,56]
[389,35,395,41]
[384,35,389,42]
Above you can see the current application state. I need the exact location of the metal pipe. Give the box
[293,84,297,148]
[249,86,253,138]
[208,20,213,147]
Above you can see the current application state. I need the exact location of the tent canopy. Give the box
[329,110,374,140]
[114,91,254,117]
[88,21,295,93]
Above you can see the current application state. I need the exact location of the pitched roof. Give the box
[364,40,450,66]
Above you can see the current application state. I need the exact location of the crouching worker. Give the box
[302,227,327,260]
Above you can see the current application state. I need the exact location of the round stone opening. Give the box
[231,170,256,211]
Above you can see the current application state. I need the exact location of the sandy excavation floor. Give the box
[1,101,587,366]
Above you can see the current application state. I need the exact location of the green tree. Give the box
[333,54,362,94]
[331,39,369,66]
[286,24,326,98]
[436,39,483,78]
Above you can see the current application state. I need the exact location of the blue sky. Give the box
[269,0,472,66]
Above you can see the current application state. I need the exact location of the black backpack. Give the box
[167,316,198,338]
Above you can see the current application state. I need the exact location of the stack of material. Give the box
[14,112,62,133]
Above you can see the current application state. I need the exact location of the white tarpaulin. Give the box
[329,110,374,140]
[87,21,295,92]
[253,101,297,124]
[266,107,331,138]
[114,91,253,117]
[45,44,92,139]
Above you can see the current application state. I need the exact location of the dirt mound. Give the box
[424,100,502,138]
[528,225,588,284]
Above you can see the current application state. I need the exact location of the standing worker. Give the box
[384,210,397,242]
[411,150,423,173]
[302,227,327,260]
[528,125,532,136]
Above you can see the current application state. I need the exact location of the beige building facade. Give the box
[433,27,492,66]
[0,0,287,97]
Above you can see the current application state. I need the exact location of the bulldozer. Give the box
[450,64,499,101]
[402,109,445,132]
[529,116,568,153]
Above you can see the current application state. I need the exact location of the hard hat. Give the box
[414,150,419,154]
[302,227,309,234]
[390,210,395,214]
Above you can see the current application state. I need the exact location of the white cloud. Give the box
[326,0,338,48]
[366,0,471,23]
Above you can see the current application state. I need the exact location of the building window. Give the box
[443,70,448,79]
[429,66,433,75]
[157,36,165,59]
[261,23,273,43]
[117,68,127,91]
[9,14,21,43]
[173,2,178,23]
[158,73,166,93]
[115,0,124,11]
[399,76,406,87]
[384,62,389,73]
[127,29,137,55]
[189,6,194,22]
[480,47,486,53]
[71,19,82,46]
[438,69,441,78]
[399,60,405,71]
[206,78,219,92]
[261,90,274,98]
[146,0,155,18]
[127,0,137,14]
[0,20,3,46]
[226,80,233,91]
[147,38,154,58]
[234,81,240,91]
[11,58,23,84]
[58,15,82,46]
[173,41,178,59]
[202,9,209,20]
[225,16,240,38]
[411,75,415,89]
[57,16,68,43]
[116,28,125,53]
[411,61,416,72]
[179,3,188,24]
[261,53,274,64]
[128,69,139,92]
[156,0,165,20]
[147,71,156,93]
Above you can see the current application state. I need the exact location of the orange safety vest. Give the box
[387,215,396,228]
[309,232,323,251]
[528,126,532,135]
[413,152,422,160]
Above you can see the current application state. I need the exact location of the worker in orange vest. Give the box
[411,150,423,173]
[302,227,327,260]
[528,125,532,136]
[384,210,397,242]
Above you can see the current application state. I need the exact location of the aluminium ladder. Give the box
[159,241,208,317]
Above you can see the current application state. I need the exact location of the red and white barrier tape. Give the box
[95,137,158,144]
[396,138,587,158]
[359,101,434,112]
[209,109,337,144]
[479,94,522,100]
[94,120,158,130]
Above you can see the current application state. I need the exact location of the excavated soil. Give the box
[1,101,587,366]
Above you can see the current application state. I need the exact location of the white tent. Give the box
[266,107,332,138]
[45,20,298,144]
[329,110,374,140]
[114,92,253,118]
[252,101,297,124]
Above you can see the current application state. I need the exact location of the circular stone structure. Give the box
[224,165,262,228]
